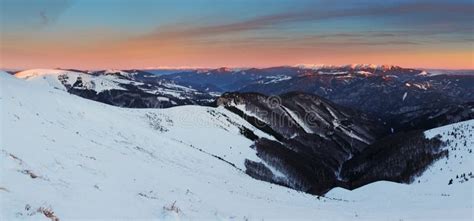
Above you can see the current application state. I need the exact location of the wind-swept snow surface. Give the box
[1,71,472,220]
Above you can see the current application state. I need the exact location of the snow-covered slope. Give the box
[1,71,472,220]
[1,71,318,220]
[328,120,474,220]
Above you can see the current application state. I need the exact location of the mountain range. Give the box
[1,65,473,220]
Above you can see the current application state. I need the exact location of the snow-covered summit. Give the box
[345,64,401,70]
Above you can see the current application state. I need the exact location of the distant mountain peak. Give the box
[216,67,233,72]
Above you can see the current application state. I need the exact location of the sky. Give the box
[1,0,473,70]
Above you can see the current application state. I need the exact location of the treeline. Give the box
[339,130,445,189]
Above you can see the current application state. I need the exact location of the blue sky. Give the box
[1,0,473,69]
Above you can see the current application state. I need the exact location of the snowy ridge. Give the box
[14,68,83,78]
[14,68,219,107]
[15,69,128,92]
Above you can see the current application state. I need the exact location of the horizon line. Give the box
[1,64,474,72]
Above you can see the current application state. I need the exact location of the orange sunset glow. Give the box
[1,0,473,70]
